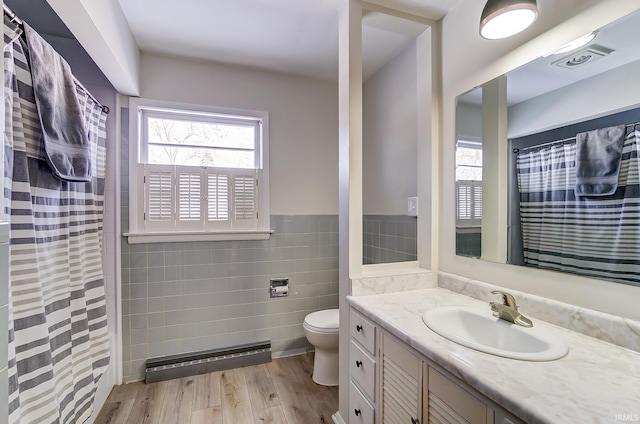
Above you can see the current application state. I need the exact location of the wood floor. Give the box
[95,353,339,424]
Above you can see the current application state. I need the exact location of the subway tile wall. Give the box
[455,230,481,258]
[363,215,417,264]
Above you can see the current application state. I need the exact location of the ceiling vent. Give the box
[553,44,614,69]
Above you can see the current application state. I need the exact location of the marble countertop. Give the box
[348,288,640,424]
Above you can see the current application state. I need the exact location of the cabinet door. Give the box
[424,366,493,424]
[381,334,422,424]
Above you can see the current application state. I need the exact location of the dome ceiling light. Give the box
[480,0,538,40]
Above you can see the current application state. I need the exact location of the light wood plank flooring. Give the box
[95,353,338,424]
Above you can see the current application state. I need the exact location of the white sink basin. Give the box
[422,306,568,361]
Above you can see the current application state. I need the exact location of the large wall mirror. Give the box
[361,10,428,265]
[455,9,640,287]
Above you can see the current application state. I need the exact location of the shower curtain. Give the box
[4,16,110,423]
[516,125,640,286]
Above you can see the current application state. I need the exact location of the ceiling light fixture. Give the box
[550,32,598,55]
[480,0,538,40]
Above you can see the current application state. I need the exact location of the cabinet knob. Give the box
[356,325,363,332]
[411,418,419,424]
[354,408,361,417]
[356,360,363,368]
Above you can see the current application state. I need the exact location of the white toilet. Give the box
[303,308,339,386]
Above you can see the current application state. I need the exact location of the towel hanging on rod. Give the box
[513,120,640,154]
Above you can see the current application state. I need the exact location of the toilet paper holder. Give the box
[270,278,289,298]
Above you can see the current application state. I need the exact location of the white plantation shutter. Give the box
[142,165,259,232]
[144,165,175,231]
[456,183,471,220]
[456,180,482,227]
[232,171,258,230]
[234,174,256,220]
[177,167,204,230]
[473,183,483,221]
[207,173,229,222]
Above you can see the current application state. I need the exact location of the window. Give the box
[456,140,482,227]
[127,99,270,243]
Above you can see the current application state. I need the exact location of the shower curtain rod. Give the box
[513,121,640,154]
[3,4,22,25]
[2,5,109,115]
[75,79,110,115]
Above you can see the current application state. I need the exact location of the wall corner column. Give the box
[338,0,363,421]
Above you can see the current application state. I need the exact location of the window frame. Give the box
[140,108,261,168]
[126,98,271,244]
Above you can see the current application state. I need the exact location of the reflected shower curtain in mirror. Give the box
[516,125,640,286]
[4,17,110,423]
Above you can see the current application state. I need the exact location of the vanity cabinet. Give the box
[350,307,525,424]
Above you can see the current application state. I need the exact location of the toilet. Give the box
[303,308,339,386]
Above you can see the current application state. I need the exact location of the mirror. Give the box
[361,11,428,265]
[455,9,640,286]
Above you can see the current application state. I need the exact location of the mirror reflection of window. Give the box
[455,140,483,180]
[455,140,482,257]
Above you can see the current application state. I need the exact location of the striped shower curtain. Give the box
[516,125,640,286]
[4,17,110,423]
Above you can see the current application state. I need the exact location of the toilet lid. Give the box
[304,309,339,332]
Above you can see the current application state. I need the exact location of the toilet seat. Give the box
[304,309,339,334]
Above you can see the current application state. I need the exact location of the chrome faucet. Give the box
[489,290,533,327]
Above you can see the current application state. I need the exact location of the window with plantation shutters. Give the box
[128,98,270,243]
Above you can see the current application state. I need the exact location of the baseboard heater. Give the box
[144,340,271,384]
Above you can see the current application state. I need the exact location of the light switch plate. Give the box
[407,197,418,217]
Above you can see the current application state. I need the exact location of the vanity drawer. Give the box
[350,341,376,400]
[351,309,376,355]
[350,381,375,424]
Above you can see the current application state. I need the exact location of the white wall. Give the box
[508,58,640,137]
[363,40,418,215]
[138,53,338,215]
[440,0,640,320]
[456,102,482,141]
[47,0,140,95]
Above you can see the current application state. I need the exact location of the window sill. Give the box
[124,230,273,244]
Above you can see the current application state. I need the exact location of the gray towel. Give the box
[575,125,625,196]
[24,24,92,182]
